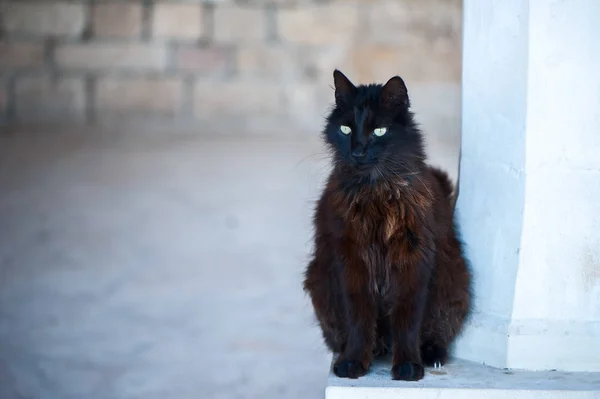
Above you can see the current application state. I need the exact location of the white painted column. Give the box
[455,0,600,372]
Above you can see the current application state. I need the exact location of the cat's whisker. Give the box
[383,161,419,177]
[373,165,385,181]
[415,174,435,199]
[383,159,435,199]
[294,152,329,169]
[379,163,409,185]
[383,158,418,173]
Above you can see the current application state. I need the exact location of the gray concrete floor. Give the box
[0,120,459,399]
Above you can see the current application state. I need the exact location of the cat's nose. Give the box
[351,149,366,159]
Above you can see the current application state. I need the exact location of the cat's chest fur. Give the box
[342,186,414,244]
[334,184,425,296]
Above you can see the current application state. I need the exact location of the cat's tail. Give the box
[429,167,455,202]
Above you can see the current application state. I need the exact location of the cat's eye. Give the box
[373,127,387,137]
[340,125,352,135]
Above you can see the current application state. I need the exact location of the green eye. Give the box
[340,125,352,135]
[373,127,387,137]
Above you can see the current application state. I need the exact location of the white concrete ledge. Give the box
[326,358,600,399]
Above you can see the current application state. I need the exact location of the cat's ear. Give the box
[380,76,409,109]
[333,69,356,106]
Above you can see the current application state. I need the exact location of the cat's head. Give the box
[324,70,425,179]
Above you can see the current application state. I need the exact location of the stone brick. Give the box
[213,7,264,43]
[237,44,296,79]
[366,0,462,46]
[282,82,332,130]
[152,3,203,39]
[194,80,281,118]
[343,45,404,84]
[14,76,85,120]
[93,3,143,38]
[0,79,7,118]
[96,77,183,116]
[295,46,356,83]
[343,44,460,84]
[55,44,167,71]
[1,2,86,37]
[231,0,311,5]
[175,46,233,74]
[0,42,45,69]
[237,44,354,83]
[279,4,359,44]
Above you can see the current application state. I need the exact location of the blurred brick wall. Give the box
[0,0,461,130]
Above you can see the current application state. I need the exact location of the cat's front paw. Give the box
[391,362,424,381]
[334,359,368,379]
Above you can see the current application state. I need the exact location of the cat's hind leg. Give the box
[303,257,347,354]
[420,255,471,367]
